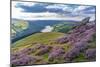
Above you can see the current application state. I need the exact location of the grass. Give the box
[11,32,65,51]
[52,23,73,33]
[88,34,96,48]
[43,53,49,61]
[73,53,87,62]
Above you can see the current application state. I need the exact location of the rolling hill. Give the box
[11,17,96,66]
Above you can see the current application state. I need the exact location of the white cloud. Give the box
[76,13,95,21]
[69,6,95,20]
[46,4,73,12]
[62,7,73,12]
[12,2,67,20]
[46,4,93,14]
[73,6,92,12]
[46,4,95,20]
[15,1,36,7]
[12,1,95,21]
[46,4,66,9]
[13,15,90,21]
[12,2,24,18]
[41,26,53,32]
[21,2,36,6]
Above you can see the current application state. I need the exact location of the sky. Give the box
[12,1,96,21]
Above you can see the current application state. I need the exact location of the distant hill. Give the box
[11,19,78,42]
[52,23,74,33]
[11,19,29,39]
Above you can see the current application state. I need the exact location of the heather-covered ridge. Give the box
[11,17,96,66]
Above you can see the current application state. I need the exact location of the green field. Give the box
[11,32,69,51]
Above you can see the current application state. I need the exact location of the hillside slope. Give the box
[11,17,96,66]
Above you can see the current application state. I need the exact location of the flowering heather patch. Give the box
[48,47,65,61]
[11,55,37,66]
[74,41,88,51]
[85,49,96,60]
[64,47,80,61]
[35,46,51,55]
[56,18,96,45]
